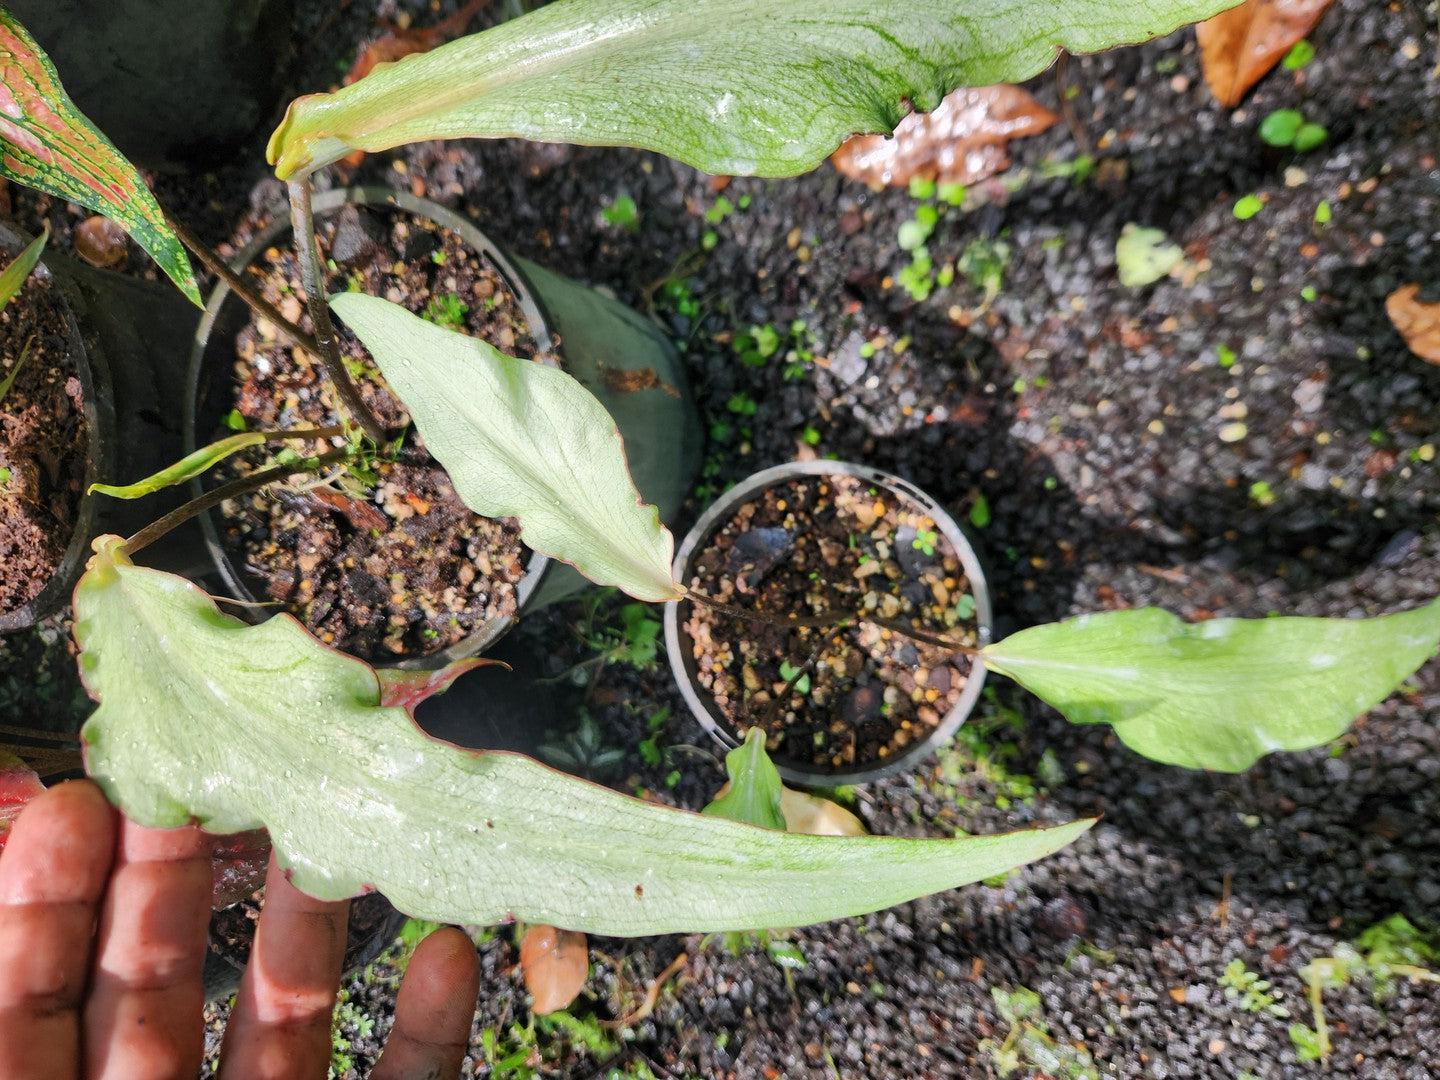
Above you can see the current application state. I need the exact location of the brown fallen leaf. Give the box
[344,0,490,85]
[1196,0,1333,108]
[1386,283,1440,365]
[311,487,388,531]
[598,362,682,399]
[520,925,589,1015]
[831,85,1059,189]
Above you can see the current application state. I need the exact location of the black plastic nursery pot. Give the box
[664,460,993,787]
[9,0,295,171]
[0,223,202,634]
[187,187,700,670]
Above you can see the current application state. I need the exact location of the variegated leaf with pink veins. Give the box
[0,8,199,304]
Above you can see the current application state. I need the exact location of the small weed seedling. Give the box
[1219,958,1289,1017]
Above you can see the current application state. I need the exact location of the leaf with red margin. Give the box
[0,751,44,852]
[73,535,1092,934]
[376,658,504,711]
[0,9,199,304]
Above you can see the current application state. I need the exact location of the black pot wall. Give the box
[7,0,295,171]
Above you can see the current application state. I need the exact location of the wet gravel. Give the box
[4,0,1438,1076]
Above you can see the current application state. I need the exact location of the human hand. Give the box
[0,780,480,1079]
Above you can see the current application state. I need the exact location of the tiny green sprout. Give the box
[1012,378,1027,394]
[908,175,937,200]
[954,594,977,620]
[738,194,752,210]
[1258,108,1305,147]
[664,768,681,788]
[1283,39,1316,69]
[223,408,248,432]
[938,181,966,206]
[1217,343,1238,368]
[1154,55,1179,74]
[969,493,992,529]
[1219,958,1289,1017]
[897,220,929,252]
[801,425,821,446]
[1301,285,1318,303]
[912,528,938,556]
[705,195,735,224]
[0,466,10,489]
[1043,475,1058,491]
[936,262,955,288]
[859,341,877,359]
[1293,122,1328,152]
[1249,480,1276,506]
[766,937,807,970]
[422,293,468,331]
[1233,194,1265,220]
[701,230,718,250]
[726,392,757,416]
[778,660,811,695]
[601,194,640,231]
[1314,199,1333,225]
[429,248,447,265]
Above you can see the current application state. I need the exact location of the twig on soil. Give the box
[1054,52,1092,156]
[286,179,390,445]
[601,951,688,1030]
[1213,871,1233,929]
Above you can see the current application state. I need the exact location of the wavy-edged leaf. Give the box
[74,536,1091,934]
[267,0,1241,179]
[703,728,785,831]
[330,293,680,603]
[88,432,266,500]
[0,225,45,310]
[983,603,1440,772]
[0,10,199,304]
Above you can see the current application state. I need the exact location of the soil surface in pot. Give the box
[684,473,980,771]
[0,272,86,616]
[215,206,540,661]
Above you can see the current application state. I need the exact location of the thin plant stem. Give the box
[166,213,321,356]
[285,179,389,445]
[124,448,348,557]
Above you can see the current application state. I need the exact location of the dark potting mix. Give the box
[684,473,982,771]
[0,264,86,616]
[215,205,545,661]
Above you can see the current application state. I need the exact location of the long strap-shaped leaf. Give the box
[983,602,1440,772]
[0,226,45,310]
[74,537,1091,934]
[268,0,1241,179]
[0,8,199,304]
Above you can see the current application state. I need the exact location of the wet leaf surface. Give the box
[831,85,1059,188]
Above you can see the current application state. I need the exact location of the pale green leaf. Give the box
[88,432,266,499]
[1115,223,1183,288]
[0,226,46,311]
[703,729,786,831]
[983,603,1440,771]
[74,537,1092,934]
[330,293,680,602]
[268,0,1240,179]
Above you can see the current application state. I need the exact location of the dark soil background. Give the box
[2,0,1437,1077]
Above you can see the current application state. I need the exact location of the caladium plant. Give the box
[8,0,1436,948]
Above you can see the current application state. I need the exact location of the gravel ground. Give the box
[4,0,1439,1077]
